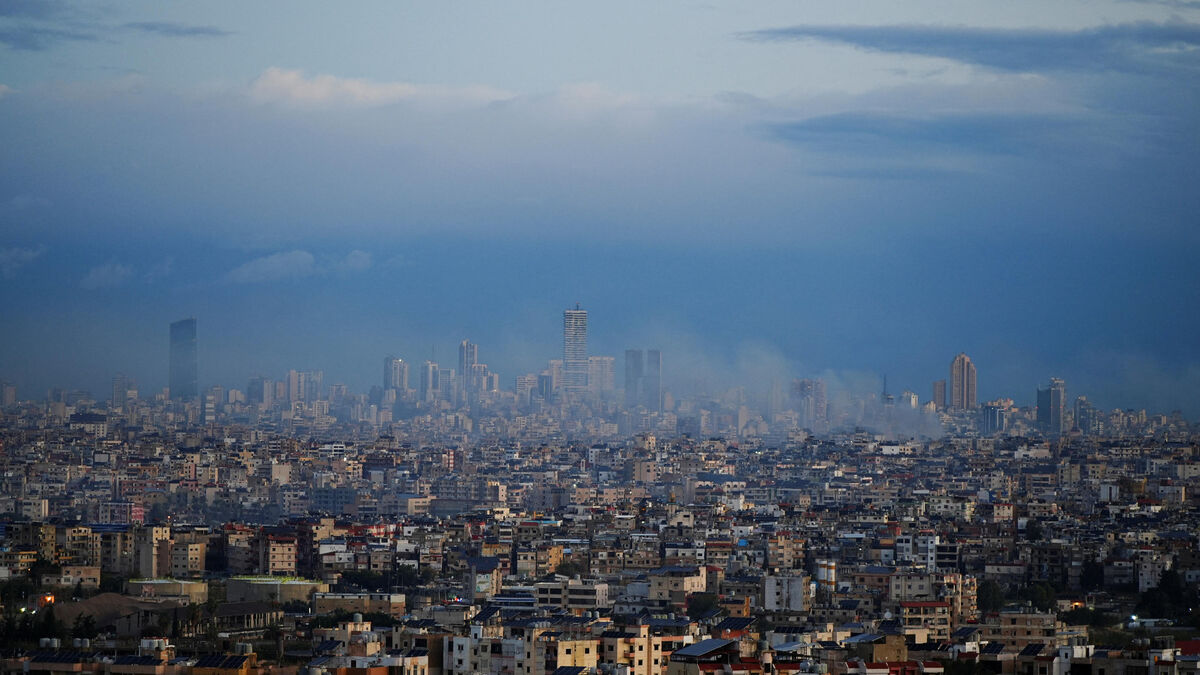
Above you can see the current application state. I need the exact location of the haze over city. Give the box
[5,4,1200,673]
[2,1,1199,415]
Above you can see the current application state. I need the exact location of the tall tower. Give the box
[624,349,644,408]
[932,379,947,410]
[459,340,479,390]
[562,305,588,394]
[643,349,662,412]
[383,356,409,392]
[419,361,440,402]
[1037,378,1067,436]
[791,378,827,430]
[169,318,198,401]
[949,353,976,410]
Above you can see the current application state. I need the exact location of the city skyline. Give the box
[1,2,1198,416]
[0,311,1190,420]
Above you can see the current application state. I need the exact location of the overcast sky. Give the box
[1,1,1198,414]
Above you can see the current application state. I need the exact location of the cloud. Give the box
[0,1,76,19]
[224,250,315,284]
[764,111,1080,157]
[248,67,515,107]
[143,257,173,283]
[740,21,1200,74]
[0,84,11,99]
[80,261,132,289]
[340,250,372,272]
[122,21,232,38]
[0,245,45,278]
[0,25,98,51]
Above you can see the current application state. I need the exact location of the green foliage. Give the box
[71,613,98,639]
[36,605,67,642]
[977,580,1006,614]
[99,575,126,594]
[1136,570,1199,625]
[280,599,310,614]
[1080,562,1104,592]
[0,578,36,609]
[555,561,586,577]
[1059,607,1117,627]
[336,567,429,592]
[1024,519,1043,542]
[1017,582,1057,612]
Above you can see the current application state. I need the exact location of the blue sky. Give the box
[1,1,1198,414]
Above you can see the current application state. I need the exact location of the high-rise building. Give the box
[459,340,479,394]
[247,376,274,408]
[383,356,409,392]
[588,356,615,395]
[623,349,663,411]
[419,361,439,402]
[644,349,662,411]
[169,318,198,401]
[624,349,644,408]
[1074,395,1101,435]
[949,353,977,410]
[111,374,136,411]
[932,379,947,410]
[1037,378,1067,436]
[562,305,588,394]
[791,378,827,430]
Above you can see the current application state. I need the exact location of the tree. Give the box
[1018,582,1056,612]
[554,561,586,577]
[977,580,1006,614]
[37,605,66,641]
[1025,519,1043,542]
[71,614,98,639]
[1080,562,1104,592]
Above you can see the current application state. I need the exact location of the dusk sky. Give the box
[2,1,1198,414]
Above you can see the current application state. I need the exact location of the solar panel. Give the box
[1019,644,1045,657]
[981,643,1006,655]
[715,617,756,631]
[194,654,226,668]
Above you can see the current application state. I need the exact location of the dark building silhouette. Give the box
[1038,378,1067,436]
[169,318,198,401]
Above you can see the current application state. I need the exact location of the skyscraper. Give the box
[624,349,643,407]
[169,318,198,401]
[383,356,409,392]
[459,340,479,392]
[588,356,615,395]
[949,353,977,410]
[419,361,439,402]
[562,305,588,394]
[643,349,662,411]
[1037,378,1067,436]
[932,379,947,410]
[791,378,827,430]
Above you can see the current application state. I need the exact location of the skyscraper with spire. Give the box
[562,305,588,394]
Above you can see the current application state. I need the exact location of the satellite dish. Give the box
[884,611,893,620]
